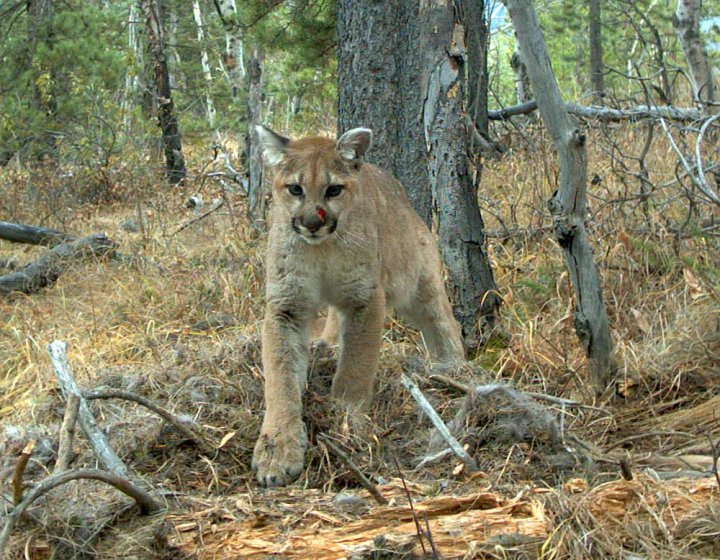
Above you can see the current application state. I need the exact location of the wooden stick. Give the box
[11,440,35,505]
[171,198,224,236]
[0,468,163,556]
[0,221,74,246]
[54,393,81,473]
[47,341,129,478]
[400,374,478,474]
[84,389,212,453]
[317,434,387,506]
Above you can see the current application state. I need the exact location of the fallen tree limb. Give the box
[0,233,117,295]
[53,393,81,473]
[84,389,213,453]
[400,374,479,474]
[171,198,225,236]
[0,221,73,246]
[488,100,701,122]
[48,341,129,478]
[0,468,163,557]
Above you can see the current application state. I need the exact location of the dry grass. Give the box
[1,124,719,558]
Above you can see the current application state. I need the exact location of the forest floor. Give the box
[1,129,719,559]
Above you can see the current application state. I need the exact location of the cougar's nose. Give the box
[303,206,326,233]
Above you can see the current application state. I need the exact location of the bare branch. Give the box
[53,393,81,473]
[0,468,163,555]
[400,374,478,474]
[84,389,213,453]
[47,341,129,478]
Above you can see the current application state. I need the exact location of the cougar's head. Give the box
[256,125,372,245]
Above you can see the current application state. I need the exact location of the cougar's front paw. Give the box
[252,424,307,487]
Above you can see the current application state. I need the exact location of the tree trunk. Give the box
[122,2,143,129]
[27,0,57,157]
[214,0,246,99]
[420,1,500,347]
[674,0,716,111]
[588,0,604,102]
[337,1,432,225]
[510,39,532,104]
[247,47,266,227]
[506,0,616,393]
[192,0,217,129]
[142,0,186,184]
[464,0,490,153]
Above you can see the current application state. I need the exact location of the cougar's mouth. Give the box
[291,217,338,244]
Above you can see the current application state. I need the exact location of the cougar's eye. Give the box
[286,184,303,197]
[325,184,344,198]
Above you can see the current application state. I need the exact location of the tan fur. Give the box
[252,127,464,486]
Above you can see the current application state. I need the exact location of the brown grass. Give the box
[1,124,719,559]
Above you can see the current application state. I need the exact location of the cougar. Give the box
[252,125,464,486]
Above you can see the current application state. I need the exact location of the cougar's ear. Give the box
[336,128,372,162]
[255,125,290,166]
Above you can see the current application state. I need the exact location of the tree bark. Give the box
[674,0,716,111]
[464,0,490,147]
[337,1,432,225]
[420,1,500,345]
[247,47,266,227]
[142,0,186,184]
[488,100,701,122]
[588,0,604,102]
[506,0,616,393]
[192,0,217,129]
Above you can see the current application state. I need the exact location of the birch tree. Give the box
[213,0,246,99]
[506,0,616,393]
[192,0,217,129]
[122,3,142,129]
[246,47,265,226]
[674,0,716,111]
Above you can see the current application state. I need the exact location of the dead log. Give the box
[488,100,701,122]
[0,233,117,295]
[0,220,73,246]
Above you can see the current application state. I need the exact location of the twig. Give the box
[11,440,35,505]
[414,448,453,471]
[54,393,81,473]
[317,434,387,506]
[423,512,441,560]
[47,341,129,478]
[84,389,213,453]
[401,374,479,473]
[0,468,163,556]
[171,198,225,236]
[393,456,426,556]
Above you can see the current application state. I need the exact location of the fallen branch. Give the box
[317,434,387,506]
[0,221,73,246]
[47,341,129,478]
[171,198,225,236]
[488,100,701,122]
[0,468,163,556]
[400,374,479,474]
[53,393,81,473]
[0,233,117,295]
[11,440,35,505]
[84,389,213,453]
